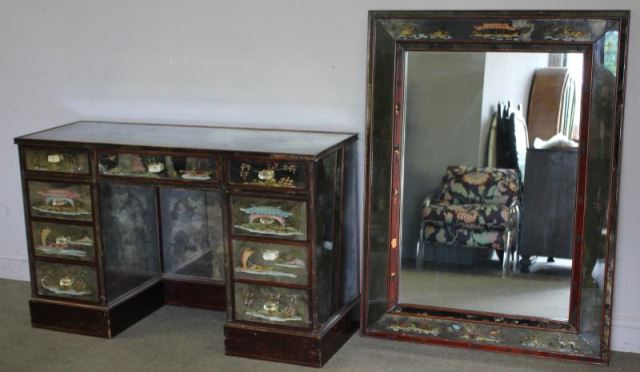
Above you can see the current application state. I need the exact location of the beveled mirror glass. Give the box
[363,11,629,363]
[399,50,584,322]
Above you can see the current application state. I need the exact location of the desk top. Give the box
[16,121,357,156]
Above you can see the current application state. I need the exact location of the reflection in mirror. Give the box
[398,51,583,321]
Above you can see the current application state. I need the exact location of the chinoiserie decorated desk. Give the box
[15,121,359,367]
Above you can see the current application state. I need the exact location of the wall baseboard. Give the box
[0,255,29,281]
[612,315,640,353]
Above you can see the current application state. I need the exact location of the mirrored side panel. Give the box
[341,141,359,306]
[28,181,92,221]
[100,183,160,303]
[160,188,224,281]
[232,240,308,285]
[364,18,396,328]
[233,282,310,328]
[24,147,90,174]
[32,222,95,261]
[99,152,217,182]
[230,196,307,241]
[578,30,620,352]
[35,261,99,302]
[315,151,338,322]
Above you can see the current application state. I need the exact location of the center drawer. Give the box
[98,151,218,182]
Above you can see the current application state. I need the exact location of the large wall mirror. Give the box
[363,11,629,363]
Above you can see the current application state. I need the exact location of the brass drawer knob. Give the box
[47,154,63,163]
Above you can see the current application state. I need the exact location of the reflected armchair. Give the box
[416,166,520,276]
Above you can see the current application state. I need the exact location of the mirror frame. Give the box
[362,10,629,363]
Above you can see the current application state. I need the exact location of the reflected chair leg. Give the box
[512,227,519,273]
[511,204,520,273]
[502,230,511,278]
[416,240,424,270]
[416,222,425,270]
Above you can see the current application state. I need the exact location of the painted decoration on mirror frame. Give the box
[385,18,608,43]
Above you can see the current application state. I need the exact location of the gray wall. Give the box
[401,52,485,260]
[0,0,639,353]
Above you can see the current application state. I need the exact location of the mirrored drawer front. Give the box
[228,159,306,189]
[234,282,309,327]
[32,222,95,261]
[24,147,90,174]
[232,240,308,285]
[28,181,92,222]
[231,196,307,241]
[35,261,99,302]
[98,152,217,182]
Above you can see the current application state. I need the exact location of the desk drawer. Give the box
[232,240,308,285]
[31,222,95,262]
[27,181,93,221]
[98,152,217,182]
[230,196,307,241]
[228,158,306,189]
[35,260,99,302]
[24,147,90,174]
[233,282,309,328]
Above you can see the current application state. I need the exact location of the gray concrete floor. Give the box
[0,279,638,372]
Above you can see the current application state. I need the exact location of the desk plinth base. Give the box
[30,280,164,338]
[224,300,360,367]
[163,277,226,311]
[29,279,226,337]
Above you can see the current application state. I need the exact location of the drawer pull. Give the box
[47,154,64,163]
[40,275,91,297]
[58,275,75,289]
[147,162,165,173]
[262,250,279,261]
[258,169,275,181]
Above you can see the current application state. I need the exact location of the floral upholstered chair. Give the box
[417,165,521,276]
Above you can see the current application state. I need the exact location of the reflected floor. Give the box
[106,270,159,304]
[399,257,572,321]
[167,251,215,279]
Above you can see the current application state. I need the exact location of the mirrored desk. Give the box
[15,121,359,367]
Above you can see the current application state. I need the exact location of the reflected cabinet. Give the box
[363,11,628,364]
[16,121,359,367]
